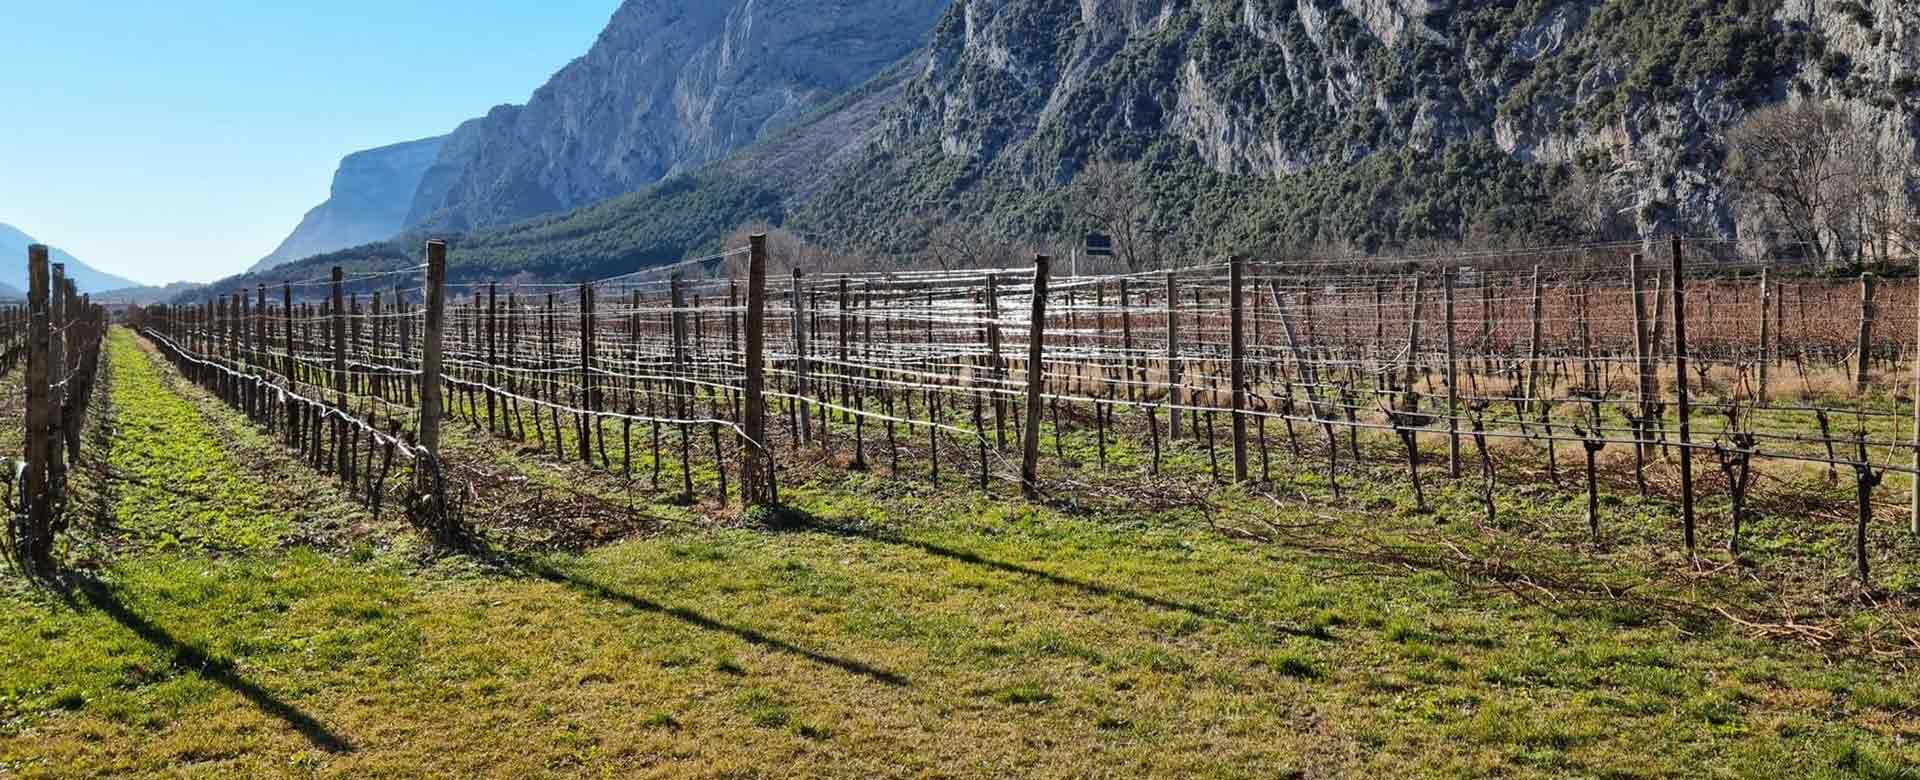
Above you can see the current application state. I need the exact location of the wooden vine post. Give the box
[1166,271,1182,441]
[19,245,53,574]
[1857,272,1876,395]
[792,270,811,447]
[1228,256,1248,482]
[1629,254,1655,487]
[1444,266,1460,478]
[331,267,348,476]
[670,274,692,498]
[419,242,447,461]
[47,265,65,514]
[741,234,776,506]
[1913,256,1920,537]
[1671,237,1696,555]
[1020,255,1052,499]
[985,273,1006,450]
[487,283,500,432]
[1526,265,1544,406]
[1757,266,1770,404]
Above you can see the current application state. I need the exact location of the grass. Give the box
[97,329,286,553]
[7,497,1920,778]
[1,328,1918,777]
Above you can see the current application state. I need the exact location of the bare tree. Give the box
[922,218,1027,272]
[1551,161,1637,241]
[1726,100,1883,266]
[721,223,834,279]
[1854,134,1920,263]
[1070,158,1164,272]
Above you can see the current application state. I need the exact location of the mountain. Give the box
[401,0,953,233]
[204,0,1920,298]
[250,136,447,272]
[793,0,1920,252]
[0,223,142,295]
[253,0,953,275]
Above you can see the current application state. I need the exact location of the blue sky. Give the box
[1,1,619,285]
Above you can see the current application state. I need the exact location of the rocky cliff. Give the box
[251,136,447,272]
[797,0,1919,251]
[401,0,953,233]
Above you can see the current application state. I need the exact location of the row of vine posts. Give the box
[3,245,106,578]
[32,234,1920,589]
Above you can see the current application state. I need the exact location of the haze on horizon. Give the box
[0,0,618,286]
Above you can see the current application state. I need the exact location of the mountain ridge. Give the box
[0,223,141,295]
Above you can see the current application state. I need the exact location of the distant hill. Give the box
[0,223,142,294]
[96,281,208,306]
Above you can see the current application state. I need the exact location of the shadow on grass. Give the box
[494,551,910,687]
[62,575,354,754]
[791,512,1336,642]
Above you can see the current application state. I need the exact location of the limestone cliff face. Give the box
[402,0,953,233]
[873,0,1919,243]
[252,136,446,272]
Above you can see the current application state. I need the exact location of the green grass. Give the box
[99,329,287,552]
[6,497,1920,778]
[2,329,1918,778]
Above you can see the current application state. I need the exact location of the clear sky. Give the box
[1,1,620,286]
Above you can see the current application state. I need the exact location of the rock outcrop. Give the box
[400,0,953,233]
[251,136,446,272]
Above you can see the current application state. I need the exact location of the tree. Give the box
[1549,159,1639,242]
[720,223,838,279]
[1725,100,1905,267]
[920,217,1026,272]
[1852,133,1920,264]
[1069,158,1166,272]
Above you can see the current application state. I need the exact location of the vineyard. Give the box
[128,236,1920,583]
[8,238,1920,777]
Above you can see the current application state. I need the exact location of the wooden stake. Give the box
[742,234,775,506]
[1229,256,1249,482]
[1671,237,1696,554]
[1166,271,1182,441]
[21,245,52,574]
[1857,272,1876,395]
[1758,266,1771,404]
[1020,256,1052,498]
[1526,265,1544,407]
[1444,266,1460,478]
[419,243,448,460]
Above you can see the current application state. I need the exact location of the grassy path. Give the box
[0,331,1916,778]
[97,329,288,552]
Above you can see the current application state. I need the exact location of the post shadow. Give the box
[516,559,909,687]
[66,576,354,753]
[799,516,1336,642]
